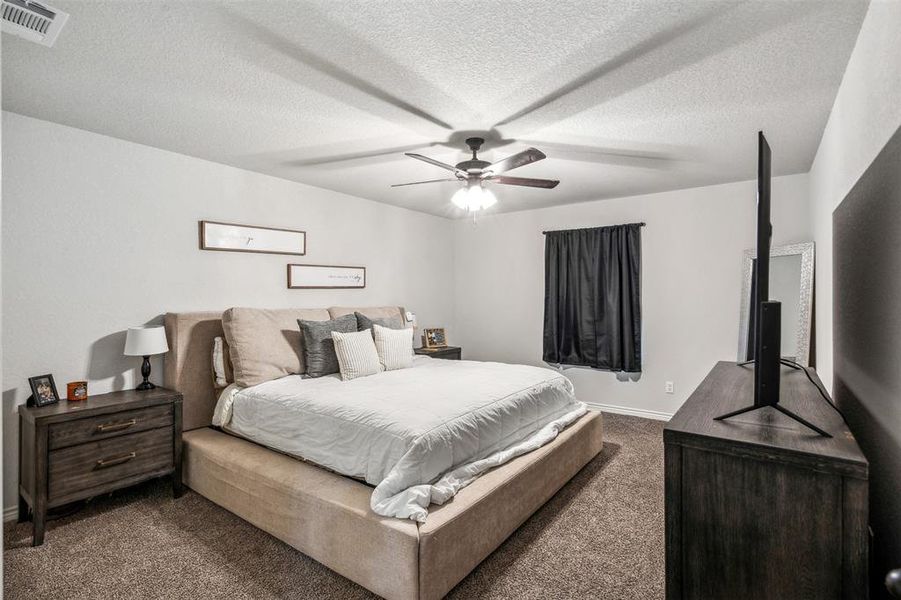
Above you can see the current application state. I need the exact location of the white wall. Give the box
[1,112,455,510]
[454,174,811,417]
[809,0,901,392]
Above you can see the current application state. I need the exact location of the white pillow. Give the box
[212,337,229,388]
[332,329,384,381]
[373,324,414,371]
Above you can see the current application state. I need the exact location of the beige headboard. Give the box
[164,312,225,431]
[164,306,406,431]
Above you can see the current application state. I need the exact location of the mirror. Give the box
[737,242,815,366]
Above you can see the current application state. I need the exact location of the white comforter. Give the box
[213,357,587,522]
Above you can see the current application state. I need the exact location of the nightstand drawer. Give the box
[49,404,173,450]
[48,427,174,505]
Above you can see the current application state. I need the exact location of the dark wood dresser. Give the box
[414,346,462,360]
[664,361,868,600]
[18,387,183,546]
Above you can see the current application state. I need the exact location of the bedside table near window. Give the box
[414,346,462,360]
[18,387,183,546]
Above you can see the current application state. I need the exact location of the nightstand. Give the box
[414,346,462,360]
[18,387,183,546]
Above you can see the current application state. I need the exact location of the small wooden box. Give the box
[67,381,88,402]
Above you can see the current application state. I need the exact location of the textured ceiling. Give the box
[2,0,868,218]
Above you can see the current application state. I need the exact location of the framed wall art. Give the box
[287,264,366,289]
[199,220,306,256]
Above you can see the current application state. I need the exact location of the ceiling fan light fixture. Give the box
[479,187,497,209]
[451,186,470,210]
[452,184,496,212]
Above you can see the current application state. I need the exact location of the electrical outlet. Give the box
[665,381,674,394]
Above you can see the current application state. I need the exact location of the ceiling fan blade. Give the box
[492,176,559,189]
[517,139,677,169]
[484,148,546,175]
[390,178,460,188]
[405,153,467,176]
[289,143,434,167]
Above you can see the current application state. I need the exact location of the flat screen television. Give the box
[715,132,829,436]
[753,131,781,407]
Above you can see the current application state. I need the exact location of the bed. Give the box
[164,307,603,600]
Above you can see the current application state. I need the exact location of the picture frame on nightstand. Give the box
[27,374,60,407]
[422,328,447,348]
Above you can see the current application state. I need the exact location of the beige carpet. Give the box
[4,413,665,599]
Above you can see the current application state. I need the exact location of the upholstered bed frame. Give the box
[164,308,604,600]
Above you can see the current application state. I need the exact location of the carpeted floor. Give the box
[4,413,665,599]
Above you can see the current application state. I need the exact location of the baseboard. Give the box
[585,402,673,421]
[4,505,18,523]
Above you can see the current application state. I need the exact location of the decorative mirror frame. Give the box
[737,242,815,366]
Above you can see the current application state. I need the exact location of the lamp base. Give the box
[136,355,155,391]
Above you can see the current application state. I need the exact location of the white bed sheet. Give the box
[213,356,587,522]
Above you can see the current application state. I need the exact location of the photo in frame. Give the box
[28,374,60,407]
[422,328,448,348]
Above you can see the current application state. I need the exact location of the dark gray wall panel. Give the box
[834,122,901,594]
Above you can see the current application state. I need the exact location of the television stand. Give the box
[713,361,831,437]
[664,361,868,599]
[714,400,830,437]
[736,357,802,369]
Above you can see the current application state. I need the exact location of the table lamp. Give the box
[124,326,169,391]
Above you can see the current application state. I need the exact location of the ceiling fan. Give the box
[390,137,559,211]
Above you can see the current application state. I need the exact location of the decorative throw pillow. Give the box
[332,329,384,381]
[373,324,414,371]
[297,314,358,378]
[355,311,404,333]
[222,307,331,388]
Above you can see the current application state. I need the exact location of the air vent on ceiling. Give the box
[1,0,68,47]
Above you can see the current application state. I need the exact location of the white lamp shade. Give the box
[124,326,169,356]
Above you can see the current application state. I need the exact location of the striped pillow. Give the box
[373,324,414,371]
[332,329,384,381]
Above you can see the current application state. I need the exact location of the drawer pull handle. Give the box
[96,452,136,468]
[96,419,136,433]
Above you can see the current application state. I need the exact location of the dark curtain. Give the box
[542,224,642,372]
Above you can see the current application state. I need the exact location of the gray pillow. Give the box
[298,314,358,378]
[355,311,403,334]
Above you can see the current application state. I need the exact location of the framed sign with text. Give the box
[200,221,306,256]
[287,264,366,289]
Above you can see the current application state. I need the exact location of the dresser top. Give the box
[665,361,867,478]
[19,387,181,424]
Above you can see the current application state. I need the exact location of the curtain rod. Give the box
[542,223,646,234]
